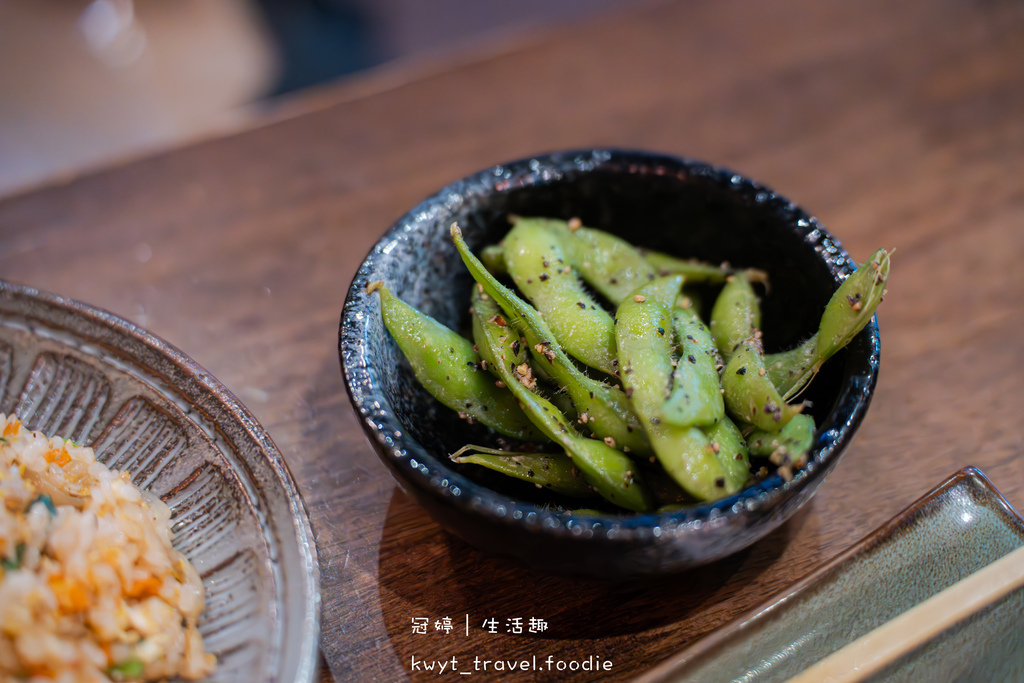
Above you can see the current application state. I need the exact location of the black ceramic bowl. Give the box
[339,149,880,579]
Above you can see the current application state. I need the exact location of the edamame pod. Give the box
[721,335,802,432]
[663,308,725,428]
[644,250,734,283]
[747,413,815,462]
[617,276,742,500]
[709,272,762,362]
[515,217,658,305]
[453,224,651,455]
[472,290,653,511]
[645,251,771,290]
[503,219,619,375]
[470,284,578,423]
[703,415,752,491]
[766,248,890,400]
[764,336,818,400]
[450,445,596,498]
[491,220,762,305]
[369,281,544,441]
[481,243,507,275]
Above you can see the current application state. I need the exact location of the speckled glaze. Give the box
[0,280,321,683]
[339,149,880,579]
[637,467,1024,682]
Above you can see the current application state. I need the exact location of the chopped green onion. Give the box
[2,543,26,570]
[106,658,145,680]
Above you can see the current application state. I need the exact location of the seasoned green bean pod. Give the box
[369,281,544,440]
[454,224,651,455]
[503,219,619,376]
[486,221,764,305]
[721,334,802,432]
[472,287,653,511]
[747,413,815,462]
[766,248,891,400]
[469,284,578,423]
[703,415,751,490]
[645,250,770,287]
[664,308,725,428]
[746,413,816,482]
[450,445,596,498]
[481,243,507,274]
[764,337,817,401]
[644,250,733,283]
[709,272,762,362]
[616,276,744,500]
[512,217,657,305]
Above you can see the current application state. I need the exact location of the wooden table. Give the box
[2,0,1022,680]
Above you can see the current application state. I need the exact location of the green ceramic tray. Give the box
[636,467,1024,682]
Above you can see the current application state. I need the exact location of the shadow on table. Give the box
[375,486,811,679]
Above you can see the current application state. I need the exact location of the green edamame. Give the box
[454,224,651,455]
[503,219,619,376]
[709,272,762,362]
[469,284,580,422]
[491,219,765,307]
[472,286,653,511]
[663,308,725,428]
[645,249,770,287]
[703,415,751,491]
[644,250,733,283]
[450,445,596,498]
[721,334,802,432]
[512,217,657,305]
[481,243,507,274]
[747,413,815,464]
[767,249,890,400]
[616,276,743,500]
[369,281,543,441]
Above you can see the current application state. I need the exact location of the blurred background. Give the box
[0,0,632,198]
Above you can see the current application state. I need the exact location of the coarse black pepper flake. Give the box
[539,273,550,281]
[736,367,747,375]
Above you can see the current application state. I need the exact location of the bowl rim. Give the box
[339,147,880,545]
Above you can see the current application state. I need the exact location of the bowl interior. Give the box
[345,151,872,516]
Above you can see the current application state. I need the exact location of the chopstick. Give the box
[786,543,1024,683]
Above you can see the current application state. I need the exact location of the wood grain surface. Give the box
[1,0,1023,680]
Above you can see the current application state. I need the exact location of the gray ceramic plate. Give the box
[635,467,1024,682]
[0,281,320,683]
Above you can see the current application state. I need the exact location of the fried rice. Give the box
[0,414,216,682]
